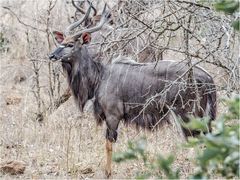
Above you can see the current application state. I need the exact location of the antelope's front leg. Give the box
[105,139,112,178]
[104,109,121,178]
[105,120,119,178]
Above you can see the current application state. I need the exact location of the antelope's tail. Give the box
[205,83,217,132]
[207,89,217,121]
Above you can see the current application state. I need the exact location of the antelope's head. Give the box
[49,3,109,63]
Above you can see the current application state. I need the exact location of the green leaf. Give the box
[183,118,209,132]
[232,21,240,31]
[113,150,137,163]
[112,152,126,163]
[186,137,200,147]
[215,0,239,14]
[199,148,220,165]
[224,152,239,164]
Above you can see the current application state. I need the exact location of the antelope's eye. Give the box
[66,43,74,47]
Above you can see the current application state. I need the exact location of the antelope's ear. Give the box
[82,32,91,44]
[53,31,64,44]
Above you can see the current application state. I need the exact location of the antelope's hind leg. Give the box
[105,139,112,178]
[104,115,120,178]
[105,125,119,178]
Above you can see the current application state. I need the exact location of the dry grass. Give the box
[0,58,193,178]
[0,94,195,179]
[0,50,193,178]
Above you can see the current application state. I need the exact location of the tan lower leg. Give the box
[105,139,112,178]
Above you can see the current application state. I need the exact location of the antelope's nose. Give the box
[48,54,54,59]
[49,46,64,60]
[49,54,55,60]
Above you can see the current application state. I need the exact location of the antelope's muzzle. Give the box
[49,46,65,61]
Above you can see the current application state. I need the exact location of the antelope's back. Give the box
[98,60,213,103]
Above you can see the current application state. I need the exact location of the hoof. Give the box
[105,169,111,178]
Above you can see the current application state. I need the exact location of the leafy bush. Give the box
[188,97,240,179]
[113,97,240,179]
[214,0,240,30]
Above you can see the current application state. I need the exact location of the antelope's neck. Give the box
[87,60,104,96]
[67,52,103,111]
